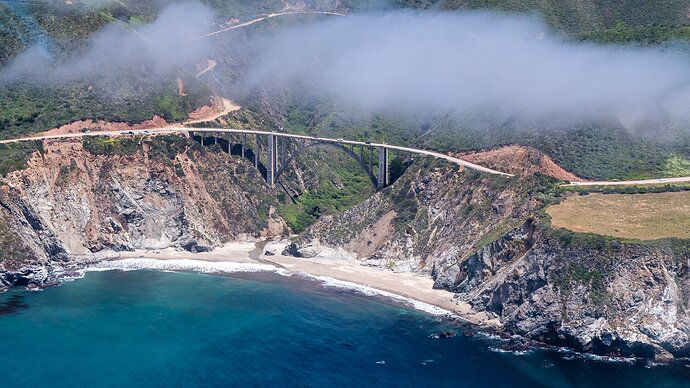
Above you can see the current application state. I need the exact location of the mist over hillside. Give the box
[242,10,690,133]
[3,2,690,134]
[0,2,215,86]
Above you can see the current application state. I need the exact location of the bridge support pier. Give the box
[228,133,232,154]
[267,134,278,186]
[241,134,246,158]
[254,135,259,169]
[378,147,389,189]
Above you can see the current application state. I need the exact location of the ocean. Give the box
[0,269,688,387]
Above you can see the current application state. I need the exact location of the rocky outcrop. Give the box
[290,159,544,271]
[458,227,690,361]
[287,160,690,361]
[2,136,688,362]
[0,135,287,290]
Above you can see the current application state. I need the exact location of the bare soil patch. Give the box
[460,145,584,181]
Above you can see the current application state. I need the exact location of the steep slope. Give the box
[0,135,287,289]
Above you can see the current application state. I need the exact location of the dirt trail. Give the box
[34,96,240,137]
[196,59,217,77]
[460,145,585,181]
[37,115,172,137]
[185,97,241,124]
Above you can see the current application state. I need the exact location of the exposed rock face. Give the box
[287,160,690,361]
[2,137,688,362]
[453,224,689,361]
[0,136,286,290]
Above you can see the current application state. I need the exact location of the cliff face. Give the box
[0,135,286,289]
[287,160,690,361]
[450,222,689,361]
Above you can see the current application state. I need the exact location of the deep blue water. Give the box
[0,270,688,387]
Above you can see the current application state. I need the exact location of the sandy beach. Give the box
[92,240,500,327]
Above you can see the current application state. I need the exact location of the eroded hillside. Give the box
[0,135,286,284]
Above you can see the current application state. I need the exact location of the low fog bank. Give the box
[244,11,690,132]
[2,2,690,132]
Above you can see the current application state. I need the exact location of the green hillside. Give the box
[404,0,689,39]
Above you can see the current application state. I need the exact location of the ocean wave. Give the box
[83,259,455,318]
[554,346,637,364]
[292,272,455,317]
[489,346,533,356]
[579,353,637,364]
[54,270,87,281]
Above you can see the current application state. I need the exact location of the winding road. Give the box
[191,10,346,42]
[0,127,514,177]
[562,176,690,187]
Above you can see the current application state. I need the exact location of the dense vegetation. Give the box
[0,141,43,177]
[405,0,689,39]
[276,147,376,232]
[290,101,690,180]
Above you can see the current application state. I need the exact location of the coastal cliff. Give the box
[0,135,287,289]
[1,137,688,362]
[286,158,690,362]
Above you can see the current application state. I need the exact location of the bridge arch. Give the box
[274,141,380,188]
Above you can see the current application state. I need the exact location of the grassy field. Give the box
[546,192,690,240]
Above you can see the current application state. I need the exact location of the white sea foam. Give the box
[86,258,285,275]
[489,347,533,356]
[580,353,637,364]
[475,332,507,342]
[54,270,86,281]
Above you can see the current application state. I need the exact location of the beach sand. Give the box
[95,240,500,327]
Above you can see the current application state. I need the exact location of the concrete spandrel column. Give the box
[378,147,389,189]
[267,134,278,186]
[255,134,259,169]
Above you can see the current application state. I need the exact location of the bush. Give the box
[83,136,139,155]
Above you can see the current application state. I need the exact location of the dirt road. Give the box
[564,176,690,187]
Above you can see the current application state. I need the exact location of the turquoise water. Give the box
[0,270,688,387]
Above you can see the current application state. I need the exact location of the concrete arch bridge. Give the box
[187,128,513,189]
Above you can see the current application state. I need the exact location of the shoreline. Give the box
[83,240,500,327]
[12,241,681,366]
